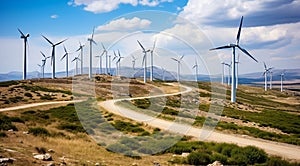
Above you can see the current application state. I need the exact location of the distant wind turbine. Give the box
[269,70,273,90]
[18,28,29,80]
[221,62,226,85]
[40,51,50,78]
[210,16,258,103]
[95,48,105,74]
[150,39,156,81]
[117,50,124,75]
[280,70,285,92]
[101,43,109,75]
[192,59,199,82]
[223,62,231,86]
[263,62,273,91]
[42,35,67,79]
[61,45,70,77]
[87,27,97,79]
[75,41,85,75]
[171,55,184,82]
[137,40,150,83]
[161,67,166,81]
[132,55,137,70]
[72,55,81,76]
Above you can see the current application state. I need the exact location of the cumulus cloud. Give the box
[96,17,151,31]
[179,0,300,27]
[69,0,173,13]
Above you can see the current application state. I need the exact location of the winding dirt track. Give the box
[0,100,82,112]
[99,84,300,161]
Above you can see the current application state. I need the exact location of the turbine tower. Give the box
[235,54,240,89]
[40,51,50,78]
[72,55,81,76]
[280,70,285,92]
[18,28,29,80]
[210,16,258,103]
[101,43,109,75]
[137,40,150,83]
[221,62,226,85]
[223,62,231,86]
[75,41,85,75]
[96,48,105,74]
[171,55,184,82]
[161,67,166,81]
[42,35,67,79]
[61,45,70,77]
[150,39,156,81]
[132,55,137,70]
[192,59,199,82]
[269,70,273,89]
[263,62,273,91]
[117,50,124,76]
[87,27,97,79]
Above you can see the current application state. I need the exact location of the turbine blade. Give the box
[91,27,95,39]
[61,53,67,61]
[236,16,243,45]
[263,62,267,69]
[152,39,156,51]
[237,45,258,62]
[101,43,106,50]
[118,50,121,57]
[137,40,146,52]
[40,51,46,58]
[63,45,67,53]
[42,35,54,45]
[100,50,105,57]
[17,28,25,37]
[92,40,97,45]
[142,54,146,65]
[55,38,67,46]
[180,55,184,60]
[209,45,232,50]
[171,58,179,62]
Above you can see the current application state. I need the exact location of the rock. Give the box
[153,161,160,166]
[207,161,223,166]
[33,153,52,161]
[47,162,55,166]
[132,163,138,166]
[23,131,29,134]
[8,129,14,132]
[95,163,101,166]
[181,152,190,157]
[0,158,15,164]
[48,149,55,153]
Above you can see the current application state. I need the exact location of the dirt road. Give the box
[99,84,300,161]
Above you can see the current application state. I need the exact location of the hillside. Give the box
[0,75,300,165]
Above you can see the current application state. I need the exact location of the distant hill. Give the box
[1,67,300,86]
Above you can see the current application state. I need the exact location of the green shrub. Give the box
[120,137,141,150]
[40,94,55,100]
[162,107,179,116]
[0,80,18,87]
[24,92,33,98]
[0,114,18,131]
[138,147,153,154]
[29,127,50,136]
[187,151,211,165]
[8,96,23,103]
[0,132,7,137]
[57,123,85,133]
[106,143,131,153]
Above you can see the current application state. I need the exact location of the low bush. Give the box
[0,132,7,137]
[24,92,33,98]
[0,80,18,87]
[57,123,85,133]
[0,114,18,131]
[29,127,50,136]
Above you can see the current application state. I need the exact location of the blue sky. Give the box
[0,0,300,76]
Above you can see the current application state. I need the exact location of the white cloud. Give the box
[69,0,173,13]
[96,17,151,31]
[50,15,59,19]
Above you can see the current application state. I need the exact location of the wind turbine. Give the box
[113,51,119,76]
[18,28,29,80]
[108,52,112,75]
[42,35,67,79]
[95,49,105,74]
[137,40,150,83]
[72,55,81,76]
[171,55,184,82]
[37,63,43,79]
[223,62,231,86]
[40,51,50,78]
[263,62,273,91]
[235,54,240,89]
[87,27,97,79]
[280,70,285,92]
[61,45,71,77]
[192,59,199,82]
[75,41,85,75]
[161,67,166,81]
[101,43,109,75]
[210,16,258,103]
[132,55,137,70]
[150,39,156,81]
[269,70,273,89]
[117,50,124,75]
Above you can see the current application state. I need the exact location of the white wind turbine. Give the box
[223,62,231,86]
[61,45,71,77]
[40,51,50,78]
[269,70,273,89]
[150,39,156,81]
[137,40,150,83]
[87,27,97,79]
[210,16,258,103]
[235,54,240,89]
[171,55,184,82]
[75,41,85,75]
[192,59,199,82]
[18,28,29,80]
[95,48,105,74]
[221,62,226,85]
[108,52,112,75]
[117,50,124,75]
[101,43,109,75]
[263,62,273,91]
[280,70,285,92]
[161,67,166,81]
[42,35,67,79]
[132,55,137,70]
[72,55,81,76]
